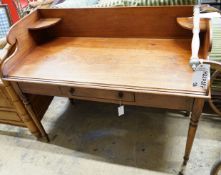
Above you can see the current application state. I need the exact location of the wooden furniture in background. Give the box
[1,6,212,165]
[0,44,52,140]
[208,17,221,116]
[0,4,52,139]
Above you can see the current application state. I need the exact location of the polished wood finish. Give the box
[177,17,209,31]
[18,82,193,111]
[1,6,212,164]
[135,93,194,111]
[18,82,62,96]
[39,6,193,38]
[183,98,205,165]
[61,86,135,102]
[28,18,61,30]
[6,37,206,97]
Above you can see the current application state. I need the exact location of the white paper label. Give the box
[118,105,124,116]
[192,64,210,89]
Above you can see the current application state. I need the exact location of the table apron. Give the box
[17,82,194,111]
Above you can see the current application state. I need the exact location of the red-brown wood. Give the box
[6,37,206,97]
[1,6,212,165]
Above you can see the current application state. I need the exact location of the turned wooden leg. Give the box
[11,82,49,142]
[183,98,204,165]
[0,44,46,139]
[3,81,42,138]
[22,94,49,142]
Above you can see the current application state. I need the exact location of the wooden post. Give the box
[3,80,42,138]
[183,98,205,165]
[12,82,49,142]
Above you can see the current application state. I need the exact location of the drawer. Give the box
[135,93,193,111]
[18,83,62,96]
[0,110,21,122]
[61,87,135,102]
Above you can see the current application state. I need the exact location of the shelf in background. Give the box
[177,17,208,31]
[28,18,61,30]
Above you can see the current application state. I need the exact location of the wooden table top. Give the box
[6,37,206,97]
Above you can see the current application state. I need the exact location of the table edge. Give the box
[3,76,209,99]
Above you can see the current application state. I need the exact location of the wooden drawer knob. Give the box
[118,91,124,99]
[70,88,75,96]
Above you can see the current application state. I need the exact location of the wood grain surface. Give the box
[28,18,61,30]
[39,6,193,38]
[177,17,209,31]
[6,37,206,96]
[1,6,212,163]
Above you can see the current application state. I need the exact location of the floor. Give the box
[0,97,221,175]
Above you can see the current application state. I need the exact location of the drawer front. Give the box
[0,110,21,122]
[18,83,62,96]
[0,87,14,109]
[61,87,135,102]
[135,93,193,111]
